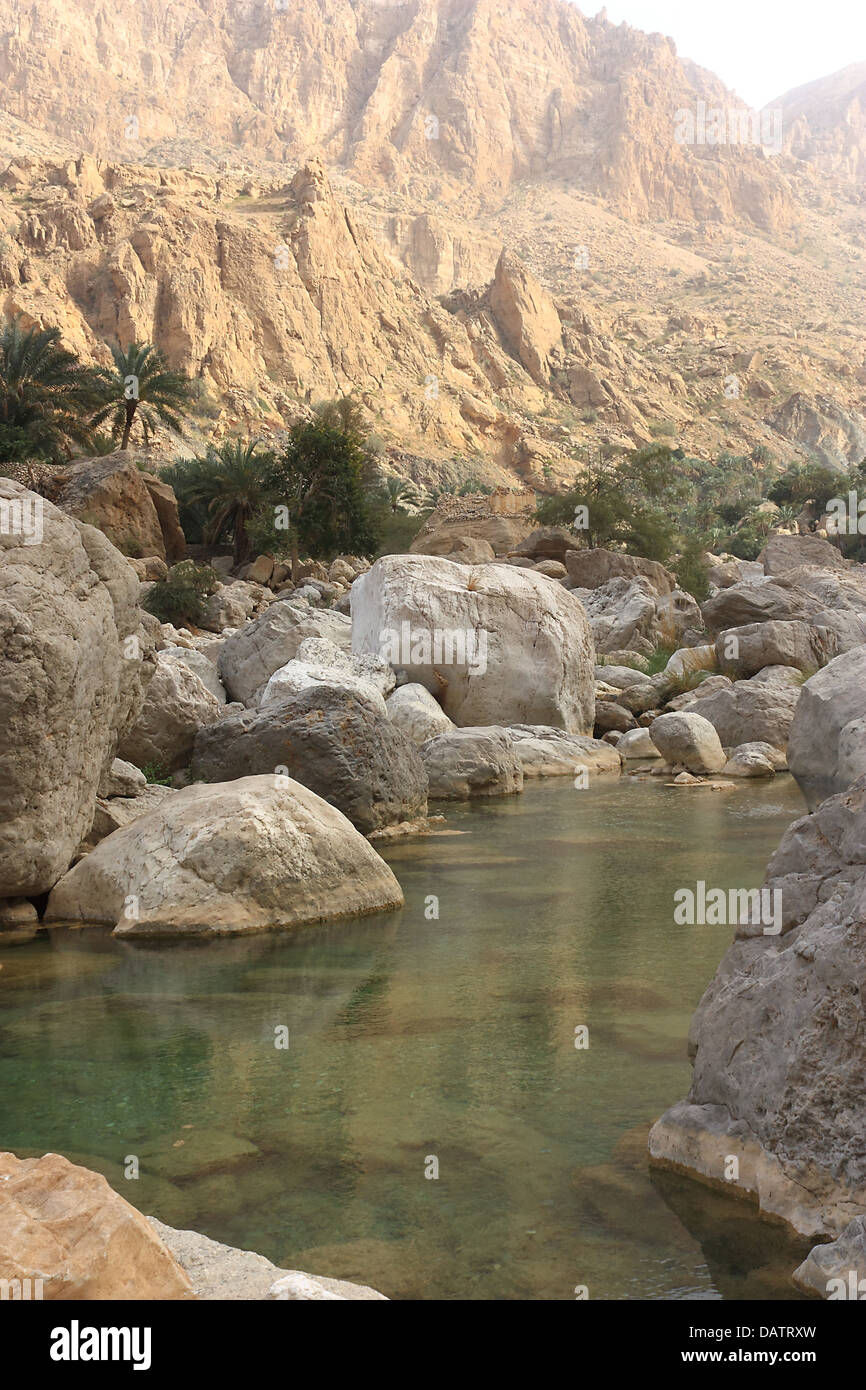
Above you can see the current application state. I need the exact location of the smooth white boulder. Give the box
[351,554,594,732]
[45,776,403,937]
[385,683,455,745]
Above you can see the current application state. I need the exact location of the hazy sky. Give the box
[591,1,866,108]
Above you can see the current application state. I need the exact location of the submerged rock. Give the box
[149,1219,387,1300]
[45,775,403,937]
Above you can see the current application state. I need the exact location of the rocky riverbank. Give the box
[4,462,866,1296]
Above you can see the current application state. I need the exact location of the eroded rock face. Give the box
[788,646,866,809]
[487,250,562,386]
[219,599,352,705]
[0,483,153,896]
[421,728,524,799]
[0,1151,193,1299]
[351,554,595,733]
[45,775,404,936]
[649,775,866,1238]
[714,619,838,678]
[191,688,428,834]
[118,651,223,773]
[758,532,846,575]
[565,548,675,594]
[687,666,802,750]
[55,452,167,560]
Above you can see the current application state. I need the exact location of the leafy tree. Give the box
[673,536,710,600]
[768,460,848,513]
[164,440,276,566]
[0,317,106,460]
[254,418,380,578]
[91,342,192,450]
[535,443,687,563]
[312,394,367,438]
[142,560,219,627]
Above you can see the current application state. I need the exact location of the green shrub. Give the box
[142,560,219,627]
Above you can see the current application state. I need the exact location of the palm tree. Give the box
[383,476,422,513]
[0,317,106,460]
[164,440,275,567]
[91,342,192,450]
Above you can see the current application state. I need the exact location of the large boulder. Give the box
[385,682,455,745]
[703,573,866,651]
[0,1151,193,1299]
[141,473,186,564]
[0,482,153,896]
[45,776,404,936]
[793,1217,866,1299]
[218,599,351,705]
[513,527,581,563]
[565,547,675,595]
[118,651,223,773]
[191,688,427,834]
[410,515,531,558]
[260,638,394,715]
[648,711,727,774]
[686,666,802,750]
[351,554,594,733]
[198,579,271,634]
[573,576,699,654]
[649,775,866,1238]
[714,619,838,679]
[54,452,168,560]
[421,727,524,799]
[787,646,866,809]
[160,645,227,704]
[758,532,846,576]
[507,726,622,777]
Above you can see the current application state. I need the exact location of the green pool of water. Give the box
[0,776,816,1299]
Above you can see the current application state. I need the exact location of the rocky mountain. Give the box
[0,0,794,228]
[0,0,864,483]
[776,62,866,186]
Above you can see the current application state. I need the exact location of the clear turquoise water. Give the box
[0,776,814,1299]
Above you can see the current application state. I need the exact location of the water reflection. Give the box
[0,778,808,1299]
